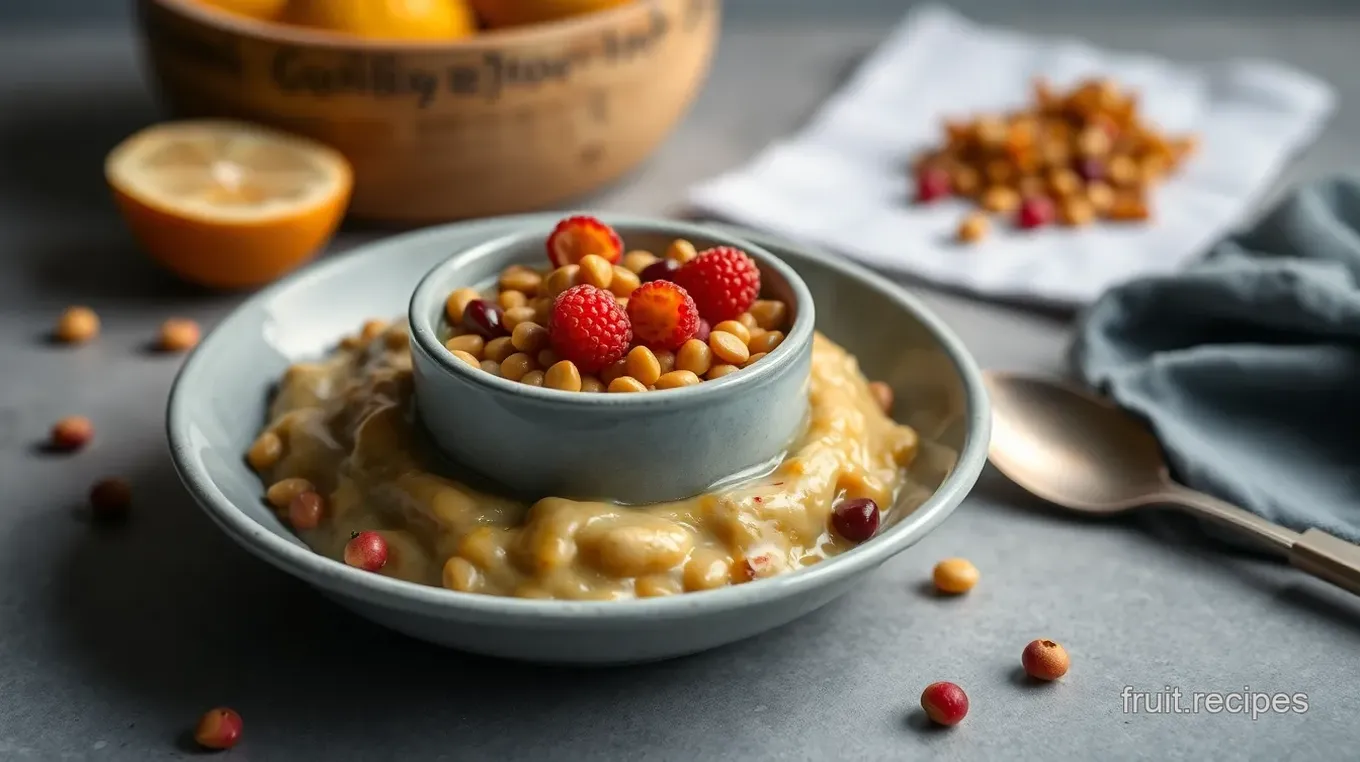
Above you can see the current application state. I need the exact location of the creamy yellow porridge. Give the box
[246,320,920,600]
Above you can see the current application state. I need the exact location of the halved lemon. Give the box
[106,120,352,289]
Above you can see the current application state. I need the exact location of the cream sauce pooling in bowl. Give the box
[250,321,920,600]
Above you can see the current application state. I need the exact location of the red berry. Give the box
[548,284,632,373]
[344,531,388,572]
[832,497,880,542]
[640,258,681,283]
[461,299,506,338]
[546,215,623,268]
[916,167,952,203]
[672,247,761,323]
[627,281,699,350]
[194,707,243,750]
[1018,196,1056,229]
[920,682,968,726]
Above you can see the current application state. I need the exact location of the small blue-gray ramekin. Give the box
[407,218,815,504]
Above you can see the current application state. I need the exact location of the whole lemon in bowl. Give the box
[197,0,287,20]
[280,0,477,39]
[470,0,634,27]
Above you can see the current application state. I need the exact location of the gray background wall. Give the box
[1,0,1355,27]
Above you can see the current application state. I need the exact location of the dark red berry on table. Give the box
[693,318,711,343]
[640,258,682,283]
[546,215,623,268]
[194,707,243,750]
[672,246,762,323]
[1017,195,1056,229]
[461,299,507,338]
[89,478,132,522]
[628,281,700,350]
[344,531,389,572]
[832,497,880,542]
[548,284,632,373]
[920,682,969,726]
[915,166,952,203]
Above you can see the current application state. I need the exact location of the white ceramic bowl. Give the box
[166,214,990,665]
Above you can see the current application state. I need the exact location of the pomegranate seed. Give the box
[693,318,711,343]
[461,299,507,338]
[89,478,131,522]
[920,682,969,726]
[288,491,324,530]
[915,167,952,203]
[194,707,243,750]
[831,497,880,542]
[1021,639,1070,681]
[344,531,388,572]
[640,258,681,283]
[1017,196,1056,229]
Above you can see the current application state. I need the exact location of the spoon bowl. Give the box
[983,372,1167,513]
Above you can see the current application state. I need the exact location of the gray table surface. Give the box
[3,9,1359,762]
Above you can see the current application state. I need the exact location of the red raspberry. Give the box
[627,281,699,350]
[548,285,632,373]
[672,247,761,323]
[546,215,623,268]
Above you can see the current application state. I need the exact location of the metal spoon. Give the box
[983,371,1360,596]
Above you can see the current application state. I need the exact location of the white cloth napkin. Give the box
[688,5,1336,306]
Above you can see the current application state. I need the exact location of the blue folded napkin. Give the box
[1074,176,1360,544]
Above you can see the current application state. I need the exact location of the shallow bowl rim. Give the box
[407,222,815,407]
[165,213,991,625]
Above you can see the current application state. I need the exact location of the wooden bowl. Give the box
[135,0,720,223]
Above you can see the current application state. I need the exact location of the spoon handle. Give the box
[1165,486,1360,596]
[1289,529,1360,596]
[1162,485,1298,552]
